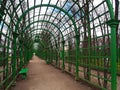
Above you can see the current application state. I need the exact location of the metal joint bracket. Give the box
[13,32,19,38]
[75,34,80,39]
[55,44,57,47]
[106,19,119,27]
[62,40,65,44]
[19,40,23,44]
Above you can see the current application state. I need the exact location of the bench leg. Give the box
[22,73,27,79]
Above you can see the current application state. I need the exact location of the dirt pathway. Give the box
[12,56,93,90]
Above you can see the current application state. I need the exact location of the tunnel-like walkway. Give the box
[0,0,120,90]
[12,56,93,90]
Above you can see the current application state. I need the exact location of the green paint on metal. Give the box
[16,4,78,34]
[62,40,65,71]
[30,28,58,49]
[23,20,64,41]
[0,0,119,90]
[75,34,80,79]
[107,19,119,90]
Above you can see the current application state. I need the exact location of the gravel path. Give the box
[12,56,93,90]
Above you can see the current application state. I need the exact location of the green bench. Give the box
[19,68,28,79]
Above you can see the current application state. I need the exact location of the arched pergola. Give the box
[0,0,119,90]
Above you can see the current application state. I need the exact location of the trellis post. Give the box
[12,32,19,78]
[62,40,65,71]
[107,19,119,90]
[75,34,80,80]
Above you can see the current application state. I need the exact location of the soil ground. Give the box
[12,56,94,90]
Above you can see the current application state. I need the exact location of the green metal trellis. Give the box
[0,0,119,90]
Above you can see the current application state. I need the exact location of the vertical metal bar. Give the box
[56,50,58,66]
[62,41,65,71]
[46,49,49,64]
[47,48,50,64]
[25,47,28,65]
[75,34,80,80]
[6,30,11,87]
[12,32,18,79]
[110,23,117,90]
[20,45,23,69]
[87,0,91,80]
[107,19,119,90]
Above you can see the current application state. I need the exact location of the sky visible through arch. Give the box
[1,0,119,39]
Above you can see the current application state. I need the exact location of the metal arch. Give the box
[26,25,63,50]
[105,0,114,19]
[105,1,119,90]
[30,28,59,49]
[16,4,78,34]
[24,14,69,30]
[0,1,118,90]
[3,0,114,34]
[28,27,60,40]
[26,25,62,42]
[1,1,69,36]
[12,0,114,19]
[31,29,60,56]
[23,22,64,40]
[31,31,60,62]
[23,20,64,42]
[27,25,60,36]
[30,34,45,49]
[31,32,56,48]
